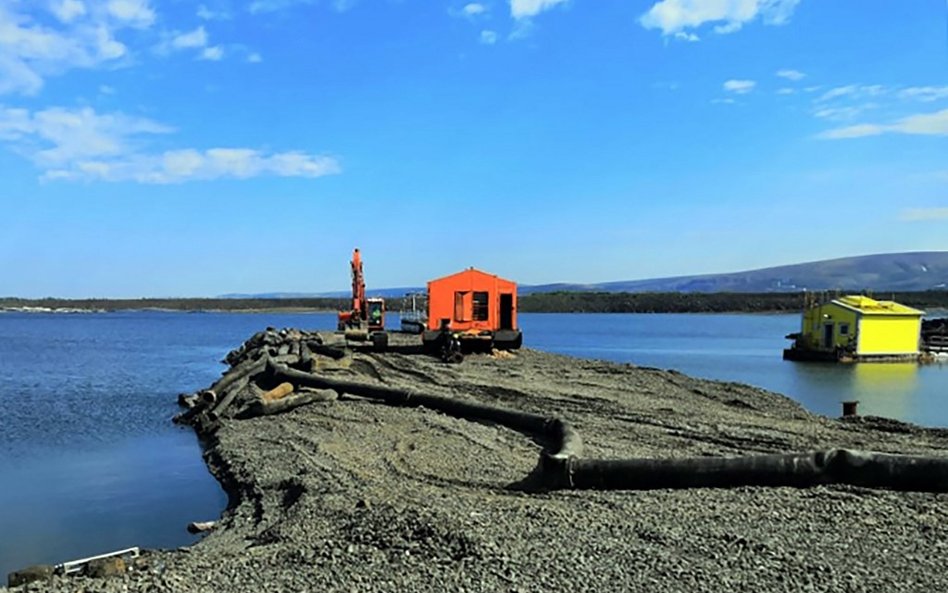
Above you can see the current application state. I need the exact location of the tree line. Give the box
[3,291,948,314]
[516,291,948,314]
[0,297,350,312]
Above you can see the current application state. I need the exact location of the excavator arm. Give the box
[350,248,365,320]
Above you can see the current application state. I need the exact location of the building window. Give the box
[472,292,489,321]
[840,323,849,336]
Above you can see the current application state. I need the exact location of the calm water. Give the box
[1,310,946,576]
[520,313,948,425]
[0,311,340,578]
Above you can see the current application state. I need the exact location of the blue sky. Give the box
[1,0,946,298]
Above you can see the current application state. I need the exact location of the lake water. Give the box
[1,310,946,577]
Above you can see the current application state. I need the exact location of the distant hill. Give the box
[519,252,948,294]
[220,252,948,298]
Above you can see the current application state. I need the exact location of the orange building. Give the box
[423,268,522,349]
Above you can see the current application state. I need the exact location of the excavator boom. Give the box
[350,248,365,318]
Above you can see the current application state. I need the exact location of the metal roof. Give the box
[831,295,925,316]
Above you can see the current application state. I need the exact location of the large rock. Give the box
[84,557,127,578]
[8,564,53,588]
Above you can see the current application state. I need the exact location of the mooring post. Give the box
[842,400,859,417]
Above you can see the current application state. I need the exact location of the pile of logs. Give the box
[174,327,346,432]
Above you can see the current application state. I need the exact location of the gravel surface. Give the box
[9,334,948,592]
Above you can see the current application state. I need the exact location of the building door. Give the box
[823,323,834,349]
[499,294,513,330]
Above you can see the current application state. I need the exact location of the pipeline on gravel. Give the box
[268,362,948,494]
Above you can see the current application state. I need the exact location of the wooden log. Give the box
[269,362,552,435]
[172,401,209,425]
[207,381,249,422]
[177,393,199,409]
[262,382,294,402]
[187,521,217,534]
[209,356,266,398]
[299,342,313,366]
[207,356,272,419]
[241,389,338,418]
[307,341,347,360]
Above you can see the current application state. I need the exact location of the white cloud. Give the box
[50,0,87,23]
[510,0,569,19]
[94,25,127,59]
[640,0,800,37]
[0,1,154,96]
[106,0,156,28]
[508,18,534,40]
[674,31,700,42]
[200,46,224,61]
[464,3,488,16]
[812,105,874,121]
[0,105,341,183]
[900,208,948,222]
[196,4,232,20]
[776,87,795,95]
[776,68,805,81]
[817,84,887,102]
[894,109,948,135]
[247,52,262,63]
[818,124,884,139]
[480,30,498,44]
[899,86,948,103]
[819,108,948,139]
[713,21,743,34]
[711,97,736,104]
[0,105,171,166]
[157,26,226,61]
[819,85,856,101]
[723,79,755,94]
[171,27,208,50]
[0,54,45,95]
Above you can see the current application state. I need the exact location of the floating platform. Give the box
[783,347,922,364]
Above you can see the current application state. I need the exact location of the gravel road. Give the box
[9,335,948,592]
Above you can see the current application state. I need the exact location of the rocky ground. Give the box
[9,332,948,592]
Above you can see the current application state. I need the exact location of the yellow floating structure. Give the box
[784,295,925,362]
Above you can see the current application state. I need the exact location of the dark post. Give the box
[842,400,859,417]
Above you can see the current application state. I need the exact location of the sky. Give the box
[0,0,946,298]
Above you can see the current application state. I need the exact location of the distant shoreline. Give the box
[2,291,947,315]
[0,298,348,315]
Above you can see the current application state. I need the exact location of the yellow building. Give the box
[786,295,924,361]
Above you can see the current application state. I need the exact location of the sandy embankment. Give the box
[11,331,948,592]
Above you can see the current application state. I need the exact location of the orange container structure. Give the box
[422,268,522,350]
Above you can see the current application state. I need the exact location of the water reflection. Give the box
[519,313,946,427]
[849,363,919,420]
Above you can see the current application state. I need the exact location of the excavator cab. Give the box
[367,298,385,332]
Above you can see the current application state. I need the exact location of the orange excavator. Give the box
[337,248,388,349]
